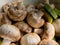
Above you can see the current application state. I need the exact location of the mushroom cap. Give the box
[34,28,43,35]
[21,33,40,45]
[26,5,35,12]
[37,3,44,9]
[53,19,60,36]
[0,24,21,42]
[39,39,59,45]
[10,43,16,45]
[14,21,32,33]
[0,13,11,25]
[0,13,3,19]
[2,4,9,14]
[3,2,27,21]
[42,22,55,40]
[27,10,44,28]
[0,13,3,25]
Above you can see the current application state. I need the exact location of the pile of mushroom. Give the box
[0,1,59,45]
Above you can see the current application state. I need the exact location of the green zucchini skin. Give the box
[44,3,58,19]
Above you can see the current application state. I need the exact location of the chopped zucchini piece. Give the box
[54,8,60,16]
[44,12,53,23]
[44,3,58,19]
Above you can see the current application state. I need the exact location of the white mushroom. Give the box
[0,24,21,45]
[26,5,35,12]
[34,28,43,35]
[2,2,27,21]
[42,22,55,40]
[0,13,3,25]
[52,19,60,37]
[20,33,40,45]
[39,39,59,45]
[27,10,44,28]
[10,43,16,45]
[0,13,11,25]
[14,21,32,33]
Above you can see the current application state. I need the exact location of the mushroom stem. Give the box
[1,39,11,45]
